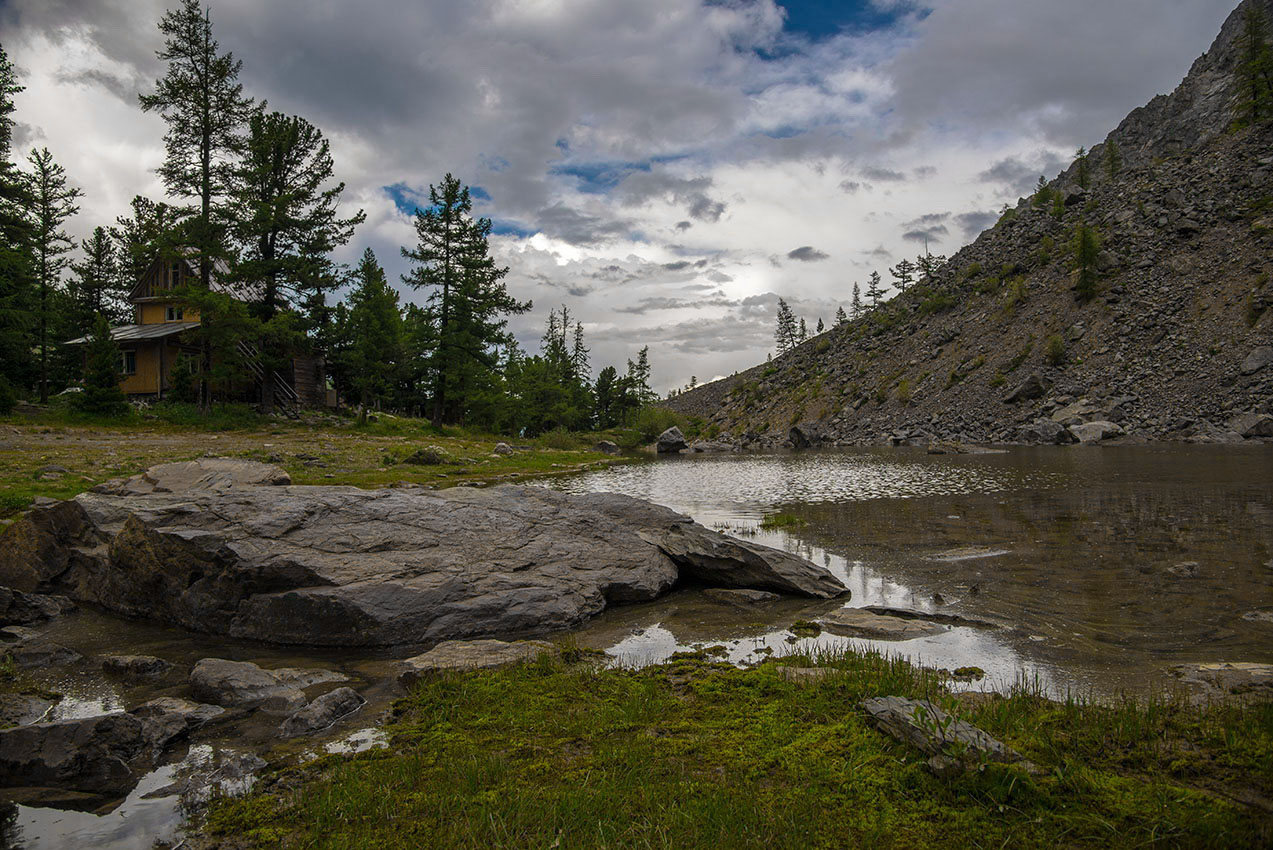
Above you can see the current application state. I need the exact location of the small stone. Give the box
[702,588,781,606]
[1240,346,1273,376]
[101,654,174,680]
[280,687,365,737]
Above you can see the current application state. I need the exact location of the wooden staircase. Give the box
[237,341,301,417]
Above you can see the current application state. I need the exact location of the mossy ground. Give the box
[200,649,1272,849]
[0,402,631,520]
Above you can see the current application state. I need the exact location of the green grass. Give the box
[201,649,1272,849]
[758,512,805,530]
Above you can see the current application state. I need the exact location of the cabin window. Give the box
[166,306,184,321]
[169,262,181,288]
[120,351,137,376]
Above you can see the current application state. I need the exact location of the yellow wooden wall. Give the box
[138,302,200,325]
[118,341,189,396]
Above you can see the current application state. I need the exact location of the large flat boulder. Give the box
[0,460,845,647]
[189,658,308,715]
[0,713,170,794]
[397,639,559,689]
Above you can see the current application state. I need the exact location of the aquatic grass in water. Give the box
[202,646,1272,849]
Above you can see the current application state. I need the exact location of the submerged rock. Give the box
[1171,662,1273,702]
[189,658,307,715]
[280,687,365,737]
[861,696,1037,777]
[0,588,74,627]
[0,694,55,727]
[129,697,226,732]
[397,639,559,689]
[6,639,82,669]
[702,588,780,606]
[819,608,949,641]
[101,654,174,681]
[0,460,844,647]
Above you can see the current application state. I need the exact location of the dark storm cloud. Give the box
[956,209,998,238]
[902,212,949,228]
[787,245,829,262]
[839,180,862,193]
[977,151,1068,195]
[901,225,947,243]
[534,203,634,247]
[860,165,906,182]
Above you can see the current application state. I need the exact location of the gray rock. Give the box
[1242,609,1273,625]
[1166,561,1200,579]
[189,659,307,715]
[398,639,559,689]
[0,693,55,727]
[1171,662,1273,701]
[129,697,226,731]
[1069,420,1123,444]
[861,696,1036,776]
[689,440,735,453]
[279,687,365,737]
[92,457,291,497]
[271,667,349,689]
[656,426,688,453]
[1228,412,1273,438]
[101,655,173,680]
[0,713,170,794]
[702,588,780,606]
[0,461,844,647]
[1003,373,1047,403]
[492,442,515,456]
[594,440,621,455]
[819,608,949,641]
[0,588,74,627]
[789,422,822,449]
[1016,418,1073,445]
[1240,346,1273,376]
[7,639,82,669]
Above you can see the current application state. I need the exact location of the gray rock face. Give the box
[1171,662,1273,702]
[656,426,688,453]
[594,440,621,455]
[7,639,82,669]
[861,696,1036,777]
[129,697,226,731]
[398,639,559,689]
[1069,420,1124,444]
[1017,418,1073,445]
[1240,346,1273,376]
[101,655,173,680]
[280,687,365,737]
[189,659,307,715]
[0,461,844,647]
[0,713,168,794]
[0,694,55,727]
[1229,412,1273,438]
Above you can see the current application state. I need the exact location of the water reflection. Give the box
[542,445,1273,695]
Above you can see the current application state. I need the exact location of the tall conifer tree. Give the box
[25,147,81,402]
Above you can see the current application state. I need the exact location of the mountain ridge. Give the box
[665,0,1273,448]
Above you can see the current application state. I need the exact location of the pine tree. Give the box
[139,0,254,291]
[74,314,129,417]
[626,346,655,407]
[69,226,126,328]
[774,298,797,354]
[889,258,916,292]
[816,317,824,334]
[228,111,364,320]
[1072,220,1101,302]
[402,173,529,424]
[798,317,808,343]
[1233,1,1273,127]
[343,248,402,422]
[850,283,862,320]
[25,147,82,402]
[835,305,847,325]
[1104,140,1121,180]
[865,270,885,308]
[1074,147,1090,190]
[112,195,181,287]
[0,45,34,396]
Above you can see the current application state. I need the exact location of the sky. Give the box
[0,0,1238,392]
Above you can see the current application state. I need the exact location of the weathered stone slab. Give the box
[189,658,307,715]
[280,687,365,737]
[820,608,949,641]
[101,655,174,680]
[1171,662,1273,701]
[0,460,844,647]
[398,639,559,689]
[861,696,1036,776]
[0,713,170,794]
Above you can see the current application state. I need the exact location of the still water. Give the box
[542,445,1273,696]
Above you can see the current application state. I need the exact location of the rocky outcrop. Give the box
[397,639,559,688]
[0,460,844,647]
[101,655,174,681]
[861,696,1038,777]
[820,608,948,641]
[1171,662,1273,702]
[0,713,171,794]
[664,3,1273,448]
[280,687,365,737]
[0,588,74,627]
[189,658,307,715]
[656,426,688,453]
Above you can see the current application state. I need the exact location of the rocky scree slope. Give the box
[666,0,1273,447]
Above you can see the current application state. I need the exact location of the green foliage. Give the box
[814,337,831,354]
[167,354,198,404]
[896,378,913,404]
[25,146,83,402]
[1051,191,1065,220]
[1104,140,1121,180]
[402,446,452,466]
[0,376,15,414]
[630,406,685,444]
[1233,2,1273,128]
[774,297,798,355]
[1005,339,1034,373]
[72,315,129,417]
[1071,221,1101,301]
[1031,176,1054,208]
[759,512,805,530]
[1045,334,1067,367]
[996,204,1017,225]
[919,291,956,315]
[1074,146,1090,189]
[962,262,982,280]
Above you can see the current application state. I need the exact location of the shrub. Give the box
[919,292,956,315]
[403,445,452,465]
[896,379,912,405]
[1045,334,1067,366]
[631,406,685,443]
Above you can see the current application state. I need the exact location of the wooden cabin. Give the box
[67,252,332,409]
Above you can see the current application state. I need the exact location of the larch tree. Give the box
[774,297,797,354]
[111,195,181,290]
[342,248,402,422]
[1074,147,1090,190]
[139,0,254,292]
[835,305,848,325]
[889,258,915,293]
[402,173,529,424]
[1233,1,1273,127]
[25,146,81,403]
[1072,220,1101,302]
[865,270,885,308]
[850,282,862,320]
[69,226,126,326]
[0,44,34,396]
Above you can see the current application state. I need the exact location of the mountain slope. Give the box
[666,0,1273,447]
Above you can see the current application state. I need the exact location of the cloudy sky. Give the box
[0,0,1236,391]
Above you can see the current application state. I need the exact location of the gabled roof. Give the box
[131,250,266,302]
[65,321,200,345]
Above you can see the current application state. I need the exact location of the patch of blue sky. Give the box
[777,0,922,40]
[550,153,694,195]
[382,182,421,216]
[490,220,538,239]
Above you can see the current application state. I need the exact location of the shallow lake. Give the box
[541,444,1273,696]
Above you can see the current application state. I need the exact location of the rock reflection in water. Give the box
[543,445,1273,694]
